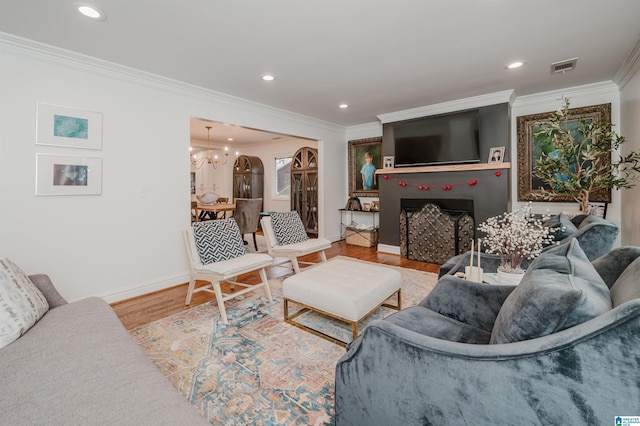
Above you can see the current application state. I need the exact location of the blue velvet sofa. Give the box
[335,241,640,425]
[438,214,619,278]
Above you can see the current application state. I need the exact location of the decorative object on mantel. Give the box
[488,146,505,163]
[518,98,640,212]
[381,169,503,192]
[478,204,556,285]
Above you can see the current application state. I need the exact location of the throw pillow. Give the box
[0,258,49,349]
[490,239,611,344]
[270,211,309,245]
[544,213,578,242]
[610,256,640,308]
[192,218,246,265]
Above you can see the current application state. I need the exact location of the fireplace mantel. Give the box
[376,162,511,175]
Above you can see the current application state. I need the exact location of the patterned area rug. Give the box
[129,257,437,425]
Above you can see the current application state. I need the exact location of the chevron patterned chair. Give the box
[260,211,331,274]
[183,218,273,324]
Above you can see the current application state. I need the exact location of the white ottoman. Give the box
[282,257,402,346]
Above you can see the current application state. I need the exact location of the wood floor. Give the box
[111,240,440,331]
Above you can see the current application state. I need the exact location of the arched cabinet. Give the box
[291,147,319,236]
[233,155,264,200]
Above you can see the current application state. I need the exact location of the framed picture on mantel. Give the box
[348,137,382,197]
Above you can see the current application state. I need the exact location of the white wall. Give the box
[0,35,346,303]
[620,65,640,245]
[510,82,622,231]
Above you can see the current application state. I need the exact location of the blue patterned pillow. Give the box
[271,211,309,245]
[192,218,246,265]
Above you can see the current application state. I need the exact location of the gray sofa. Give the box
[335,241,640,425]
[1,274,209,425]
[438,213,620,277]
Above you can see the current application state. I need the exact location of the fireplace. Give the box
[400,199,474,264]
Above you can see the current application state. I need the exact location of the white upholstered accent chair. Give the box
[182,224,273,324]
[260,215,331,273]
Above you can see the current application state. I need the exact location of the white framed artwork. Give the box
[36,154,102,196]
[36,103,103,150]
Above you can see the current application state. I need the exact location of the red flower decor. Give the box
[379,169,501,191]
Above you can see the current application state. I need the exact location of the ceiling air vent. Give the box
[551,58,578,74]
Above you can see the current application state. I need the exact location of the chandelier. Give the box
[190,125,236,169]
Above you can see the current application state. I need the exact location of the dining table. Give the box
[197,202,236,220]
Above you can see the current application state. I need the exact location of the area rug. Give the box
[244,234,268,254]
[129,257,437,425]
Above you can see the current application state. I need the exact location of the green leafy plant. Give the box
[533,98,640,212]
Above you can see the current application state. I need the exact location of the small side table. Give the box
[339,209,379,239]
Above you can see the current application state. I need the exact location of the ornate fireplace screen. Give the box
[400,203,474,264]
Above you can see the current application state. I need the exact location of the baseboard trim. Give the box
[99,273,189,304]
[377,244,400,255]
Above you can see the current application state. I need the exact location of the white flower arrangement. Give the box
[478,204,557,273]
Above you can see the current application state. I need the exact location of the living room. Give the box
[2,1,640,424]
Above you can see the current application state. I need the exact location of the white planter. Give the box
[497,270,525,286]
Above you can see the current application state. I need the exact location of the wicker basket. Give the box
[345,227,379,247]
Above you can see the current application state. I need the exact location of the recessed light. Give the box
[506,61,525,69]
[339,104,349,109]
[227,138,234,141]
[262,75,275,81]
[73,3,106,20]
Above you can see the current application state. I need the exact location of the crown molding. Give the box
[377,90,515,124]
[511,81,619,110]
[0,32,345,136]
[614,38,640,90]
[346,122,382,141]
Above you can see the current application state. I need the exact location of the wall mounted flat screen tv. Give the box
[392,110,480,167]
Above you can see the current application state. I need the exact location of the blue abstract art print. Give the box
[36,103,102,150]
[53,114,89,139]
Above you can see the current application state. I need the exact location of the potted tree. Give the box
[533,98,640,213]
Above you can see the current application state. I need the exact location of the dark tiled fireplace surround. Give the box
[377,102,511,255]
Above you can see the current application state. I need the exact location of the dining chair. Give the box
[191,201,199,222]
[260,212,331,273]
[233,198,263,251]
[183,218,273,324]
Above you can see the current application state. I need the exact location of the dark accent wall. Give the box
[379,103,510,247]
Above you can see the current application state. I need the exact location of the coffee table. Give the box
[282,257,402,346]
